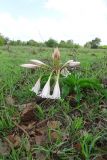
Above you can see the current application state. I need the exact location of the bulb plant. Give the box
[20,48,80,99]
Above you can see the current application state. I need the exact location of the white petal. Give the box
[20,64,38,68]
[31,78,41,94]
[39,80,50,98]
[39,74,52,98]
[30,59,46,66]
[51,79,60,99]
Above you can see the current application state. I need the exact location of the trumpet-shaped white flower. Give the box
[20,64,38,68]
[30,59,47,66]
[31,78,41,94]
[51,74,60,99]
[39,73,52,98]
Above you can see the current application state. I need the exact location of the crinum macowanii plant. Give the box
[20,48,80,99]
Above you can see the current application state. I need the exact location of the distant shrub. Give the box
[99,45,107,49]
[84,42,91,48]
[59,40,80,48]
[84,37,101,49]
[45,38,58,47]
[27,40,39,46]
[0,34,5,46]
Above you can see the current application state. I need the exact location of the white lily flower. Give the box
[69,61,80,67]
[39,73,52,98]
[20,48,81,100]
[51,74,60,99]
[30,59,47,66]
[20,64,38,68]
[31,78,41,94]
[61,68,70,77]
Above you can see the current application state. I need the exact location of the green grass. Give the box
[0,46,107,159]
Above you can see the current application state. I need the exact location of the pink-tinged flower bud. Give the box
[20,64,38,68]
[30,59,47,66]
[69,61,80,67]
[62,60,80,68]
[52,48,60,60]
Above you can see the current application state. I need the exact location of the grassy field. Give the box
[0,46,107,160]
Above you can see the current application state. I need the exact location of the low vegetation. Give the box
[0,46,107,160]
